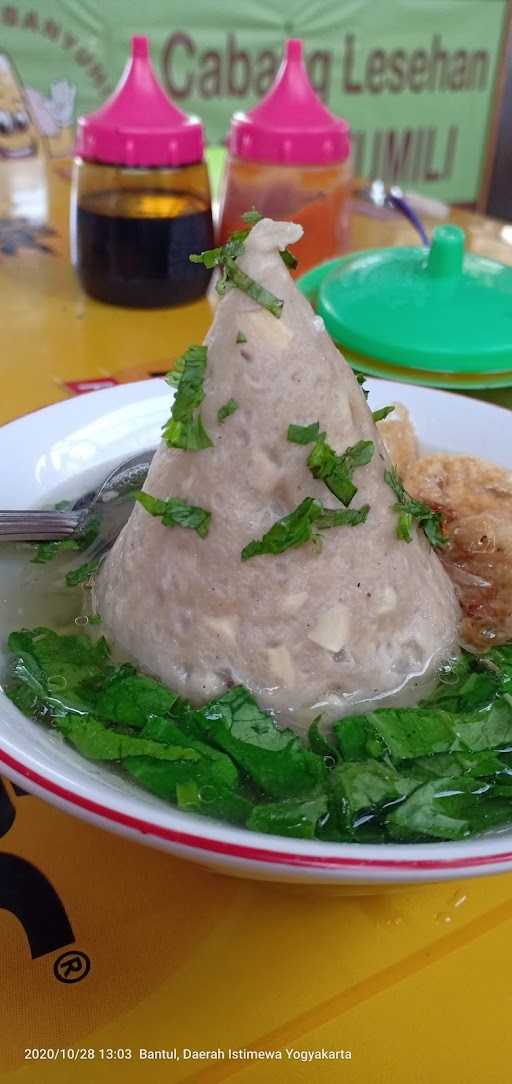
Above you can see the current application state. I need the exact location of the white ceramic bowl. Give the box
[1,379,512,887]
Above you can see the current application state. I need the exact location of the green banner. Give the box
[0,0,507,200]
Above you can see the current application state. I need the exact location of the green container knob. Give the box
[297,225,512,389]
[427,224,464,277]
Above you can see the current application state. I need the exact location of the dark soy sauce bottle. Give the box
[71,36,213,308]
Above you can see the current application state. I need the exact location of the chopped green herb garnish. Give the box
[65,559,101,587]
[134,490,210,539]
[279,247,298,270]
[356,373,369,399]
[384,465,447,547]
[164,413,213,451]
[33,538,80,564]
[32,515,99,565]
[223,257,283,317]
[287,421,322,445]
[189,227,247,270]
[217,399,239,424]
[308,438,374,507]
[372,405,395,423]
[162,344,213,451]
[165,354,186,388]
[241,498,321,561]
[316,505,370,530]
[88,614,102,625]
[241,496,368,561]
[236,331,247,344]
[397,509,414,542]
[190,212,285,318]
[355,374,394,420]
[241,208,263,226]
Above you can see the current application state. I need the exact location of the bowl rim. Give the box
[3,744,512,874]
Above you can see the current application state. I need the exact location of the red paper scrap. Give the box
[63,378,119,394]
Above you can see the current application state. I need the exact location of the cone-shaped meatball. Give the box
[96,218,458,729]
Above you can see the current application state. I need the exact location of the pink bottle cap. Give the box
[75,35,204,168]
[229,39,350,167]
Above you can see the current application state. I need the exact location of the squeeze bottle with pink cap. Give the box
[218,39,351,274]
[70,35,213,308]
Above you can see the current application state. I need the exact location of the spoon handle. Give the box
[387,188,430,248]
[0,510,84,542]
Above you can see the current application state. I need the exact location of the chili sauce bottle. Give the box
[218,40,351,275]
[71,36,213,308]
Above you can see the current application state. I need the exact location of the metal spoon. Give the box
[0,449,156,549]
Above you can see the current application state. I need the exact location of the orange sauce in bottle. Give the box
[217,40,351,275]
[218,159,351,275]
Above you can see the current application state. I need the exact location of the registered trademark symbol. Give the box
[53,950,91,984]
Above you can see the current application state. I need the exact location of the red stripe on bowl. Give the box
[1,747,511,872]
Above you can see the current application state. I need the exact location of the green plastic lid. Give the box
[297,226,512,388]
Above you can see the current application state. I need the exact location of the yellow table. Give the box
[1,156,512,1082]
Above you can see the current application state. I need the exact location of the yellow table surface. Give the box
[1,156,512,1082]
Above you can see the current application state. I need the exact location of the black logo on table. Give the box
[0,779,90,979]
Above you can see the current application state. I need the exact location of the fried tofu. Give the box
[404,454,512,648]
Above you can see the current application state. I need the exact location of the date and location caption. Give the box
[24,1047,353,1064]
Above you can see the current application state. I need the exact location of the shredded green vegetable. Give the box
[7,628,512,842]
